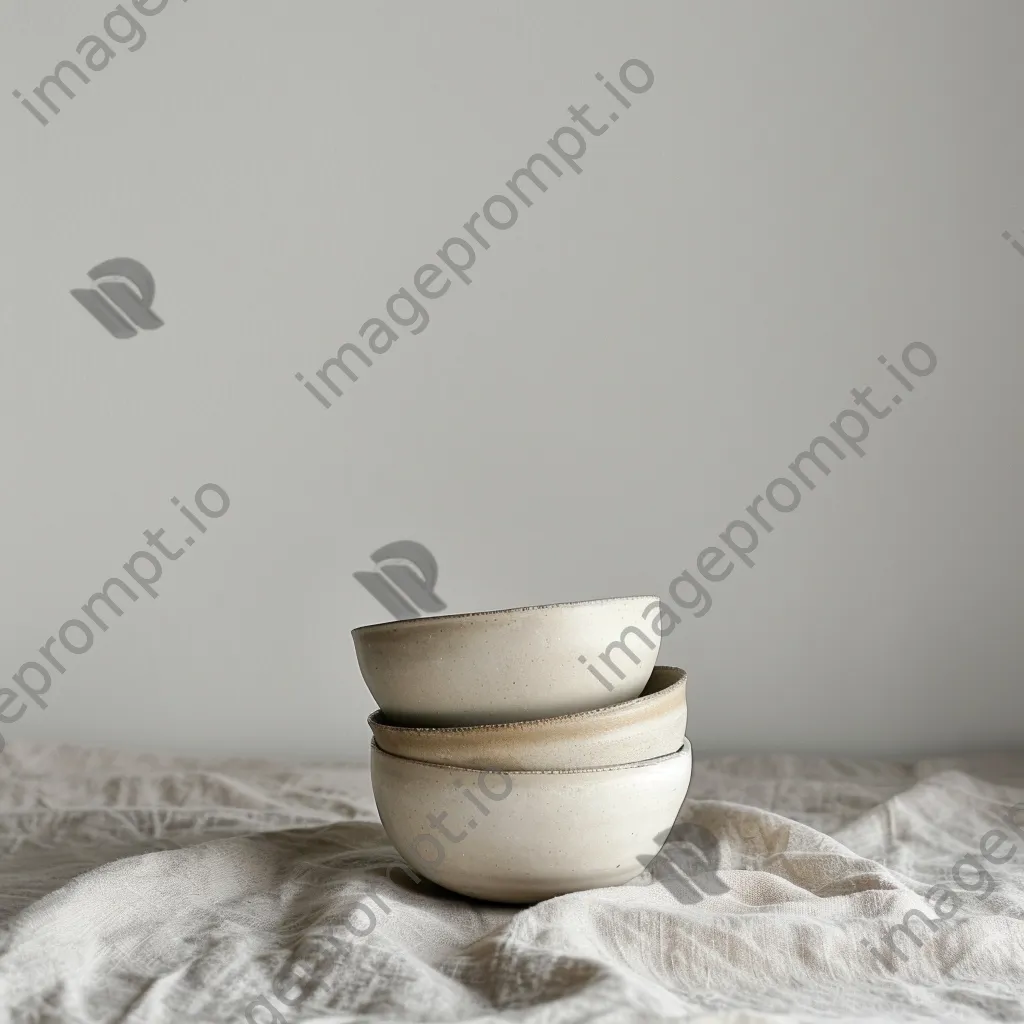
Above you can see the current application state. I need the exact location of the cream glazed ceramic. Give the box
[351,596,661,727]
[369,739,692,903]
[368,667,688,770]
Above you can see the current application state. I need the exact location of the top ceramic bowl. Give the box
[370,738,693,903]
[367,666,687,770]
[351,595,661,726]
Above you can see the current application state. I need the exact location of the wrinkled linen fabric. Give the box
[0,744,1022,1023]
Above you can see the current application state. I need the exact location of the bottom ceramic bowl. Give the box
[370,738,692,903]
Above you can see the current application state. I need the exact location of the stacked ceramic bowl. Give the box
[352,596,692,903]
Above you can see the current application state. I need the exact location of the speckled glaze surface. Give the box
[368,667,687,770]
[369,739,692,903]
[352,596,661,727]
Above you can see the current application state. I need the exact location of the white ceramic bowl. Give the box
[368,666,687,770]
[370,738,692,902]
[352,595,661,727]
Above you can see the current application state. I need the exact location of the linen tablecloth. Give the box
[0,741,1022,1023]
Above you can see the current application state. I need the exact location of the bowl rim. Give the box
[367,667,687,736]
[369,736,691,776]
[351,594,661,637]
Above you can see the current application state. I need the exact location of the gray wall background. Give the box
[2,0,1023,761]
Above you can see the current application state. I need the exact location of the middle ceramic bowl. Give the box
[368,666,687,770]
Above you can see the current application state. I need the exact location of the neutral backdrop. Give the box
[2,0,1023,760]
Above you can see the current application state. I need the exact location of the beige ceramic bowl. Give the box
[370,738,692,903]
[352,595,661,727]
[368,666,687,770]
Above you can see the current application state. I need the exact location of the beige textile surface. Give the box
[0,742,1022,1023]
